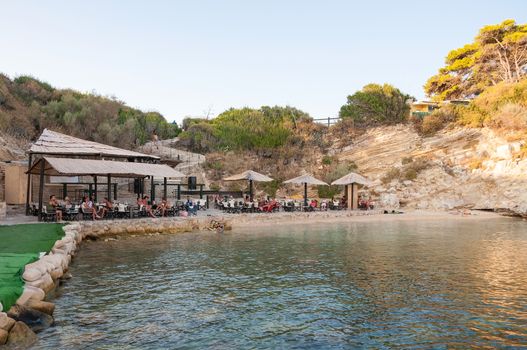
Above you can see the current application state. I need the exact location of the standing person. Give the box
[49,195,63,221]
[152,130,159,150]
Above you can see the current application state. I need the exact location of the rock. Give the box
[15,286,46,305]
[26,300,55,316]
[61,271,73,280]
[7,304,54,332]
[0,313,15,331]
[0,328,7,345]
[50,267,64,280]
[379,193,400,209]
[6,321,37,348]
[22,267,42,282]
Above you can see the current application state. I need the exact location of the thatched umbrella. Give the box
[331,172,370,210]
[283,174,328,206]
[223,170,273,200]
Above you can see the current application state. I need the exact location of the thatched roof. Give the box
[331,172,371,186]
[223,170,273,182]
[29,129,159,160]
[27,157,185,179]
[283,174,328,185]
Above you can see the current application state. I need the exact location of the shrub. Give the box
[401,156,414,165]
[322,155,333,165]
[382,168,401,184]
[419,105,458,136]
[489,103,527,130]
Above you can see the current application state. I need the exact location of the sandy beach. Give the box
[226,209,513,229]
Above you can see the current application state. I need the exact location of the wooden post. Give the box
[199,184,203,199]
[62,183,68,199]
[304,183,308,207]
[347,184,352,211]
[114,183,117,200]
[163,177,167,199]
[107,175,111,200]
[249,180,253,201]
[38,159,45,222]
[352,183,359,210]
[177,184,181,200]
[93,176,98,202]
[25,152,33,215]
[150,176,155,202]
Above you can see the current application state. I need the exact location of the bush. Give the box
[322,155,334,165]
[382,168,401,184]
[457,80,527,129]
[401,156,414,165]
[489,103,527,130]
[418,105,458,136]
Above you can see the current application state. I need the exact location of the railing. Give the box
[313,117,341,127]
[411,111,431,118]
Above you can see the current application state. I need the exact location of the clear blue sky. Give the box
[1,0,526,123]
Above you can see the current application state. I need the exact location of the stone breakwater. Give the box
[0,217,230,349]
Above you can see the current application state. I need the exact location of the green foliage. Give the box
[259,179,282,198]
[322,155,334,165]
[317,160,358,198]
[180,106,312,153]
[339,83,413,127]
[426,19,527,101]
[0,75,180,149]
[456,79,527,129]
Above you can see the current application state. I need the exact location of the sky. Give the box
[1,0,526,123]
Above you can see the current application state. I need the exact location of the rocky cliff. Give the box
[336,125,527,217]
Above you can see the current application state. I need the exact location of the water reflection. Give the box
[37,218,527,349]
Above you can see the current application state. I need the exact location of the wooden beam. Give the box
[25,152,33,215]
[38,159,45,222]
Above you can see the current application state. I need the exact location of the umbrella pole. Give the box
[249,180,253,201]
[304,183,308,207]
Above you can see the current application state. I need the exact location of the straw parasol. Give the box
[223,170,273,200]
[331,172,370,210]
[331,172,371,186]
[283,174,328,206]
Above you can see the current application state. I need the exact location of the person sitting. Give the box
[186,198,197,216]
[306,199,318,212]
[49,195,63,221]
[81,196,100,220]
[99,197,113,218]
[321,199,328,211]
[143,195,156,218]
[159,197,171,217]
[62,196,72,210]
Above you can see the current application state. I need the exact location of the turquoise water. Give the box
[38,218,527,349]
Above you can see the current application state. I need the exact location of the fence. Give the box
[313,117,341,127]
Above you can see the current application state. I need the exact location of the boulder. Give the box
[0,328,7,345]
[7,305,54,332]
[5,321,37,348]
[26,300,55,316]
[15,286,46,305]
[50,266,64,280]
[26,273,55,293]
[0,313,15,331]
[22,268,42,282]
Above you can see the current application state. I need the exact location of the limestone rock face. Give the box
[338,126,527,216]
[379,193,400,209]
[5,321,37,348]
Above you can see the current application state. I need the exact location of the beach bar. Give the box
[24,129,186,220]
